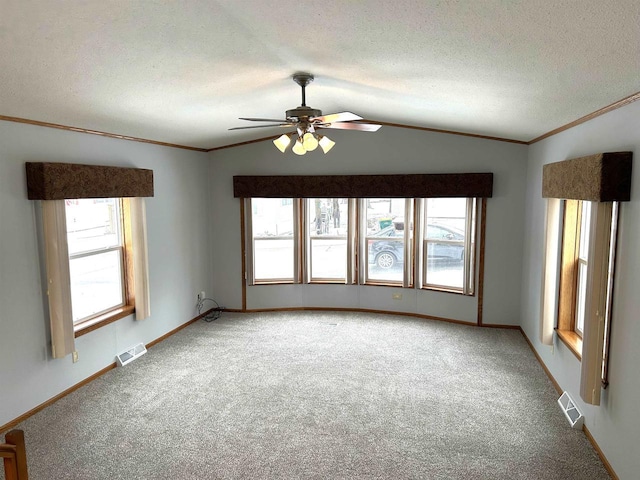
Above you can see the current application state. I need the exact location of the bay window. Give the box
[247,196,478,295]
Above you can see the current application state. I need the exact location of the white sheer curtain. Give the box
[42,200,75,359]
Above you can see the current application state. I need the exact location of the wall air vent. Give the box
[557,391,584,429]
[116,343,147,367]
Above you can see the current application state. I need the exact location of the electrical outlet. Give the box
[392,293,402,300]
[72,351,79,363]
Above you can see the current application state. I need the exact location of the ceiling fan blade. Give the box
[239,117,289,123]
[229,123,293,131]
[319,122,382,132]
[313,111,362,123]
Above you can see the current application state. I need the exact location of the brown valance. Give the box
[233,173,493,198]
[542,152,632,202]
[26,162,154,200]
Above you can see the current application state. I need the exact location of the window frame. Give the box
[555,199,619,373]
[304,198,351,284]
[420,197,476,295]
[574,201,591,337]
[65,197,140,338]
[70,198,136,337]
[247,198,301,285]
[556,199,585,357]
[67,198,126,323]
[246,196,480,295]
[360,198,413,287]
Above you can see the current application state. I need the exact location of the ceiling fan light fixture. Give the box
[232,73,379,152]
[273,133,292,153]
[292,138,306,155]
[318,135,335,154]
[302,132,319,151]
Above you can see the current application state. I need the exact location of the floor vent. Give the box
[116,343,147,367]
[557,391,584,429]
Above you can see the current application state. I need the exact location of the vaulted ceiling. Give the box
[1,1,639,150]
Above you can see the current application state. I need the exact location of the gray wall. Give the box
[520,100,640,479]
[8,103,636,476]
[0,121,212,427]
[209,126,528,325]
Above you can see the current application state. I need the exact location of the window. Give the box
[250,198,298,283]
[30,162,153,359]
[306,198,349,282]
[247,196,478,294]
[541,198,620,404]
[423,198,475,293]
[37,196,148,358]
[574,201,591,336]
[65,198,126,324]
[363,198,411,285]
[553,200,618,379]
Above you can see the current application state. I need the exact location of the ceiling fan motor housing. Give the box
[286,106,322,122]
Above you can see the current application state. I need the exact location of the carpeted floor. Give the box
[4,311,610,479]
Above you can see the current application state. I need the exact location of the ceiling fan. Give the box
[229,73,382,154]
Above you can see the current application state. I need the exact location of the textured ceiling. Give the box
[1,1,639,149]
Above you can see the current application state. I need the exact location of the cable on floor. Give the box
[196,297,223,322]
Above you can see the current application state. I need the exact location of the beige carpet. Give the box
[5,311,610,479]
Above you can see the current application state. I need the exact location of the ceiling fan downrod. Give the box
[287,73,321,121]
[293,72,314,107]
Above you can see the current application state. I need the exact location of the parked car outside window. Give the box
[368,223,464,269]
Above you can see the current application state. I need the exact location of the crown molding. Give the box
[4,90,640,153]
[207,134,280,152]
[0,115,208,152]
[528,91,640,144]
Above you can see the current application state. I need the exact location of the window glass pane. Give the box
[579,201,591,260]
[66,198,121,255]
[575,260,588,335]
[70,250,124,322]
[309,198,347,280]
[575,201,591,335]
[252,198,294,281]
[424,198,467,289]
[365,199,405,283]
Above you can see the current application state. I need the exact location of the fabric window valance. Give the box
[542,152,632,202]
[233,173,493,198]
[26,162,154,200]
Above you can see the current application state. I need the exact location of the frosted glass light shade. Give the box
[273,134,292,153]
[318,135,335,154]
[292,139,306,155]
[303,132,319,151]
